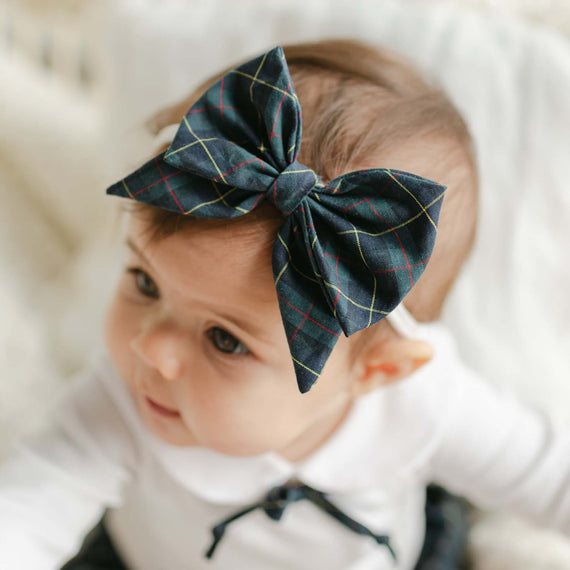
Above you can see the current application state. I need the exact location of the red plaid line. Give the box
[154,156,185,213]
[278,293,340,338]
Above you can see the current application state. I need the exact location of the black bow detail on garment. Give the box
[205,478,397,561]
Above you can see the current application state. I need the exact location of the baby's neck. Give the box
[276,398,354,463]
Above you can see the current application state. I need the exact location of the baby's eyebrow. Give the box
[125,237,273,340]
[125,238,151,265]
[217,311,271,339]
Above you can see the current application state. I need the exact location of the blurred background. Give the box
[0,1,569,568]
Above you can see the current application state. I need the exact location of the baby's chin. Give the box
[140,408,277,456]
[178,433,279,457]
[153,434,276,458]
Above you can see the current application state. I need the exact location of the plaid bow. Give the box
[106,46,446,393]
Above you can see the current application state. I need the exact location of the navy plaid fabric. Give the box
[106,46,446,393]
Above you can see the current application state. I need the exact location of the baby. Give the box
[1,39,570,570]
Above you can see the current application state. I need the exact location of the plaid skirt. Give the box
[61,484,471,570]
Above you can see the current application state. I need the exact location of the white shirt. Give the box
[1,322,570,570]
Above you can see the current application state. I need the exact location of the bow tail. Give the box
[272,218,343,393]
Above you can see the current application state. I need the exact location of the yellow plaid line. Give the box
[329,179,343,194]
[274,257,290,286]
[163,137,219,159]
[387,170,440,231]
[337,193,444,238]
[349,221,377,326]
[210,180,249,214]
[322,280,389,316]
[276,233,320,284]
[281,168,320,186]
[177,116,229,185]
[183,185,240,215]
[292,356,320,379]
[249,51,269,102]
[122,179,134,198]
[279,232,388,316]
[231,70,298,102]
[308,234,318,257]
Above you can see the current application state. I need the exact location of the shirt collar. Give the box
[144,386,385,504]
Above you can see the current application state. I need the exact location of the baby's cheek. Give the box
[103,294,139,383]
[179,375,283,455]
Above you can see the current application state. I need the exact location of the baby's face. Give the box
[104,213,356,461]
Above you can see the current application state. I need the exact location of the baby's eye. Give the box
[207,327,250,355]
[127,268,160,299]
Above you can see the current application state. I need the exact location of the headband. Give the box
[106,46,445,393]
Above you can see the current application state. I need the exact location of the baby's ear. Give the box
[351,338,434,397]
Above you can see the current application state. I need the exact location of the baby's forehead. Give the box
[127,212,279,307]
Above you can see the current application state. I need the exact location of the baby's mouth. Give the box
[145,395,181,417]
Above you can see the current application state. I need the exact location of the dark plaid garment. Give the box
[61,484,471,570]
[105,46,446,394]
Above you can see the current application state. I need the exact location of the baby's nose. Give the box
[130,321,186,381]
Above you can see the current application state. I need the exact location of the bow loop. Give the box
[161,46,302,197]
[265,160,320,215]
[302,168,445,337]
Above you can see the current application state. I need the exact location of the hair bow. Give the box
[106,46,446,393]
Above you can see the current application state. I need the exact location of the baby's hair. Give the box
[128,39,478,344]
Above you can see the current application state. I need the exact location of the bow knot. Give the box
[266,160,321,215]
[262,479,308,520]
[204,478,397,561]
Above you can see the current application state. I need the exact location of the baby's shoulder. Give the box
[365,323,465,470]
